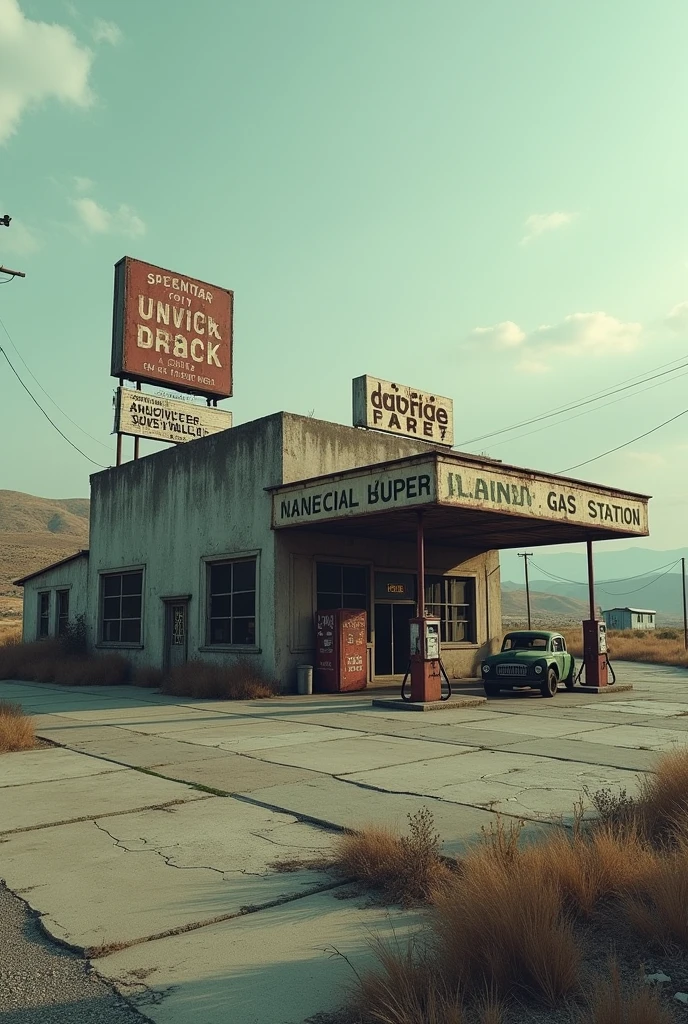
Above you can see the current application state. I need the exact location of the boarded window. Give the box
[38,592,50,639]
[425,576,476,643]
[208,558,257,646]
[316,563,368,613]
[101,571,143,644]
[57,590,70,637]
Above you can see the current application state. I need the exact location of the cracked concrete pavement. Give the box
[1,662,688,1023]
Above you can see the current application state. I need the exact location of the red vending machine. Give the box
[315,609,368,693]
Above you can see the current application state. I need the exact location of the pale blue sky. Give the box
[2,0,688,551]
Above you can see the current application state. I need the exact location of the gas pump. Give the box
[579,619,616,688]
[402,617,452,702]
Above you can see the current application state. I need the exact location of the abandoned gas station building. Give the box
[17,411,650,689]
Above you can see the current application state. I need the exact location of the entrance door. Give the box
[374,603,414,676]
[164,600,189,671]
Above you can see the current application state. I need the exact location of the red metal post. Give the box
[586,540,596,621]
[584,540,607,686]
[417,511,425,618]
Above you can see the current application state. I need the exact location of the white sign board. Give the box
[272,454,649,537]
[437,461,649,535]
[273,459,437,527]
[115,387,232,444]
[352,375,454,446]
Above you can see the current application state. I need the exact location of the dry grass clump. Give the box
[334,808,454,904]
[132,665,165,688]
[433,844,581,1006]
[0,626,22,647]
[581,961,674,1024]
[518,822,658,917]
[0,700,36,752]
[589,748,688,844]
[345,755,688,1023]
[0,638,131,686]
[160,658,278,700]
[621,838,688,946]
[561,627,688,668]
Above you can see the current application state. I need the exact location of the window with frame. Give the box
[101,570,143,643]
[38,592,50,638]
[425,576,476,643]
[316,563,369,613]
[208,558,257,646]
[57,590,69,637]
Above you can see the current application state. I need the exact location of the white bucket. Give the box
[296,664,313,695]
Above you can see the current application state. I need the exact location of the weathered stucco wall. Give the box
[88,414,284,675]
[21,554,89,643]
[280,412,444,483]
[22,412,502,688]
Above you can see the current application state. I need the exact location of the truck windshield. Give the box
[502,636,548,651]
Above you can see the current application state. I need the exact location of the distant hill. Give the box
[0,491,90,621]
[501,583,592,624]
[500,545,688,589]
[502,575,685,624]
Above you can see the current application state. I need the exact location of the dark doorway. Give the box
[374,603,414,676]
[164,599,189,672]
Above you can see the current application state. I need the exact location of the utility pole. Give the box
[682,557,687,651]
[518,551,533,629]
[1,214,26,279]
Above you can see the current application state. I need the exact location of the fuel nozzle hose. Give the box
[605,651,617,685]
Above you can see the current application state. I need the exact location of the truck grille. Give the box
[496,664,528,677]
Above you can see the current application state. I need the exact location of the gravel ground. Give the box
[0,882,147,1023]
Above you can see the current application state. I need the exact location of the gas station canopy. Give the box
[270,450,650,549]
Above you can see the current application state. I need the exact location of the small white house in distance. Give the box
[602,607,656,631]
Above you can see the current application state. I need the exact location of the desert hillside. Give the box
[0,491,90,628]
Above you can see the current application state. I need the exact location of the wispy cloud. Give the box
[665,301,688,333]
[72,175,94,193]
[71,196,145,238]
[521,211,577,245]
[471,321,525,349]
[468,311,642,372]
[92,18,122,46]
[0,0,94,145]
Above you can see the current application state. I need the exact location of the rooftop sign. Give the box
[111,257,233,399]
[352,375,454,446]
[115,387,232,444]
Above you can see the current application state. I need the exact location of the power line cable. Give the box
[458,354,688,447]
[0,313,112,453]
[528,558,681,587]
[597,561,682,597]
[558,408,688,474]
[0,346,109,469]
[479,366,688,453]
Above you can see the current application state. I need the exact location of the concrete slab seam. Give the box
[0,796,212,837]
[83,877,353,960]
[334,773,573,829]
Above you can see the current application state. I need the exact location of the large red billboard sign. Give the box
[111,257,233,399]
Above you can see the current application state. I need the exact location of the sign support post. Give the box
[115,377,124,466]
[133,382,141,461]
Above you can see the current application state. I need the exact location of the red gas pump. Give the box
[408,617,442,701]
[581,619,609,688]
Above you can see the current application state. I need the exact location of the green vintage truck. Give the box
[481,630,575,698]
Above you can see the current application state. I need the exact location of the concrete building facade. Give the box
[18,411,650,691]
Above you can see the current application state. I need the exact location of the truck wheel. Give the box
[484,684,500,698]
[564,659,576,691]
[541,668,558,698]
